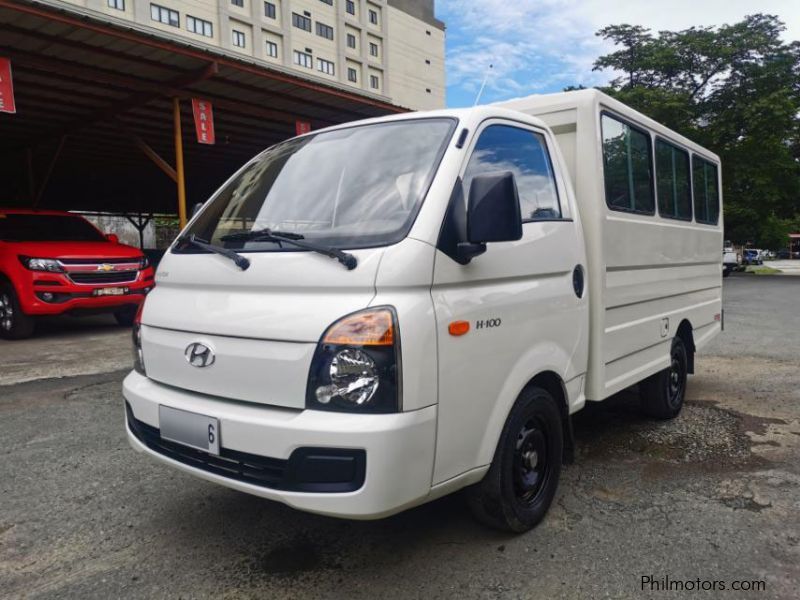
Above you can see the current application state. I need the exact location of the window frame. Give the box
[369,42,379,57]
[346,33,357,49]
[654,135,693,222]
[317,57,335,76]
[232,29,246,48]
[293,50,313,69]
[369,74,379,89]
[345,0,355,15]
[599,110,656,217]
[347,67,358,82]
[368,9,378,25]
[107,0,125,10]
[691,154,721,226]
[231,0,244,7]
[265,40,279,58]
[316,21,334,40]
[150,3,179,27]
[264,1,276,19]
[186,15,213,37]
[292,12,312,32]
[460,119,567,224]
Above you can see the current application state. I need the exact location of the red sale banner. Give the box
[191,98,215,145]
[295,120,311,136]
[0,57,17,114]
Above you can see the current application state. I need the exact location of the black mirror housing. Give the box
[466,171,523,244]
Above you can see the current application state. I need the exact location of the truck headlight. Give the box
[132,303,146,376]
[19,256,63,272]
[307,307,400,413]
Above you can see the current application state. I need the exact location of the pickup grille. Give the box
[68,271,138,285]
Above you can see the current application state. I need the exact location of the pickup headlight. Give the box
[306,307,401,413]
[19,256,63,272]
[138,256,150,270]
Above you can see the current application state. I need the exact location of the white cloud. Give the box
[441,0,800,105]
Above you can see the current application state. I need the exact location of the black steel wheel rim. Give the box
[512,415,552,506]
[667,347,686,409]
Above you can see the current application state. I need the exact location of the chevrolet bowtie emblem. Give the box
[97,264,115,272]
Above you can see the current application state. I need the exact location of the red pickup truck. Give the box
[0,209,155,339]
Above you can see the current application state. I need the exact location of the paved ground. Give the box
[1,274,799,599]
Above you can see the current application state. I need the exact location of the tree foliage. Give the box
[591,15,800,247]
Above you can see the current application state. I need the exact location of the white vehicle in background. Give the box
[124,89,723,532]
[723,241,739,277]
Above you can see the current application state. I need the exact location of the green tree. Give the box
[590,15,800,247]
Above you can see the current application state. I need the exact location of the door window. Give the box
[463,124,561,221]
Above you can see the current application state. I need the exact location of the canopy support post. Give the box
[173,97,187,229]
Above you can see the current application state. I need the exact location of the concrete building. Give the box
[54,0,445,109]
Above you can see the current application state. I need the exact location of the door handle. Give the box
[572,265,585,298]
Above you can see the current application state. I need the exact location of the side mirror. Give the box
[191,202,205,218]
[106,233,119,244]
[457,172,523,262]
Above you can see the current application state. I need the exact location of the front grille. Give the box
[69,271,138,285]
[59,257,138,264]
[126,403,288,489]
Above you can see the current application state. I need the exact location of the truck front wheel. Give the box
[467,386,563,532]
[0,284,36,340]
[640,337,688,420]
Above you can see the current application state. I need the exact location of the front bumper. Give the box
[122,371,437,519]
[17,268,155,316]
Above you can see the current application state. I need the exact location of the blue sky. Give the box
[437,0,800,108]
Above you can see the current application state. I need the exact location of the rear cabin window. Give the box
[601,114,654,215]
[463,125,561,221]
[655,138,692,221]
[692,156,720,225]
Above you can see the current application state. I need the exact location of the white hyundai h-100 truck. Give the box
[124,89,723,532]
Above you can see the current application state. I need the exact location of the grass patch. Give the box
[746,266,782,275]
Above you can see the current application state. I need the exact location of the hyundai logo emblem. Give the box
[185,342,215,368]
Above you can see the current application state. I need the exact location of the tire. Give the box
[467,386,563,532]
[0,283,36,340]
[640,337,688,420]
[114,305,138,327]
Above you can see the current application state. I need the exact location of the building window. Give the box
[601,114,655,215]
[316,22,334,40]
[107,0,125,10]
[369,42,378,57]
[231,0,244,7]
[232,29,246,48]
[293,50,313,68]
[319,0,333,4]
[264,1,276,18]
[346,33,356,49]
[347,67,358,82]
[655,138,692,221]
[346,0,355,15]
[292,13,312,32]
[317,58,335,76]
[370,74,379,89]
[150,4,179,27]
[692,156,720,225]
[464,125,562,221]
[266,40,279,58]
[187,15,213,37]
[368,9,378,25]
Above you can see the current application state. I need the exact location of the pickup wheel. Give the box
[467,386,562,532]
[640,337,688,420]
[0,284,36,340]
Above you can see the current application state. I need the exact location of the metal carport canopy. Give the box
[0,0,406,217]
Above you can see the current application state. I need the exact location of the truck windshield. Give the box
[178,118,456,251]
[0,214,106,242]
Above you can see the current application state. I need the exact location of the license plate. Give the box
[94,287,128,296]
[159,405,220,455]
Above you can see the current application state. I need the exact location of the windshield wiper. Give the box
[220,228,357,271]
[221,228,305,241]
[182,234,251,271]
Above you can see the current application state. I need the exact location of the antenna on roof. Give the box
[473,64,493,107]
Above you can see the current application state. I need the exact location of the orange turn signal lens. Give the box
[448,320,470,336]
[323,309,395,346]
